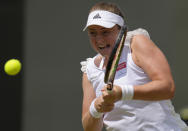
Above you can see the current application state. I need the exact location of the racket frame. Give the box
[104,24,127,91]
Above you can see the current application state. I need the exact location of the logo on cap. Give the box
[93,13,101,19]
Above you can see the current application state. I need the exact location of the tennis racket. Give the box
[104,24,127,91]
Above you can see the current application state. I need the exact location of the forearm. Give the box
[133,79,175,100]
[82,111,103,131]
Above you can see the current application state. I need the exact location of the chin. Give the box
[97,48,112,57]
[99,52,110,58]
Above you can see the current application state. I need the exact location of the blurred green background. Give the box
[0,0,187,131]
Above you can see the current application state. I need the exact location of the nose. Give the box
[95,34,104,43]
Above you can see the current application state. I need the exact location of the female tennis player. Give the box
[80,2,188,131]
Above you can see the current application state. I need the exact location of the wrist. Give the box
[120,85,134,100]
[114,85,123,102]
[89,98,103,118]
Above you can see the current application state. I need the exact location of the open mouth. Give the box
[98,44,110,50]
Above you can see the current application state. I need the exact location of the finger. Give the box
[101,85,108,91]
[95,96,115,113]
[102,90,111,100]
[101,88,109,96]
[97,103,114,113]
[102,104,114,112]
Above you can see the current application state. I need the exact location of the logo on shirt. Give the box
[93,13,101,19]
[117,62,126,71]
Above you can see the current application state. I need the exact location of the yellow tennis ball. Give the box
[4,59,22,76]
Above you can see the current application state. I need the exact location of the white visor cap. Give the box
[83,10,124,31]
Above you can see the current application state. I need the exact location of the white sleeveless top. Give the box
[80,28,188,131]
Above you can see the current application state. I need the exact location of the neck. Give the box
[103,56,109,68]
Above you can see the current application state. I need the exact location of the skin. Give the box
[87,25,119,65]
[82,25,175,131]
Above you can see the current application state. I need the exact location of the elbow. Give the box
[169,82,175,99]
[82,119,87,131]
[166,80,175,99]
[82,116,87,131]
[81,116,90,131]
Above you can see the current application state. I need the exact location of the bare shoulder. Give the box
[130,34,173,80]
[130,34,157,67]
[131,34,162,60]
[131,34,156,50]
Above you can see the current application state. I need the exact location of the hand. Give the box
[94,85,122,113]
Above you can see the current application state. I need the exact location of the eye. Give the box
[88,31,96,37]
[102,30,110,36]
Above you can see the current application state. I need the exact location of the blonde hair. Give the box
[89,2,125,20]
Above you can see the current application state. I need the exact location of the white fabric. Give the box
[89,98,104,118]
[83,10,124,31]
[120,85,134,100]
[80,28,187,131]
[80,58,92,73]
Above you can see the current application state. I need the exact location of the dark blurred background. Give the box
[0,0,187,131]
[0,0,23,131]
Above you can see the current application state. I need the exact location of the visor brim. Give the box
[83,20,115,31]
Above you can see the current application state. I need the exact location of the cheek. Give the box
[106,36,116,46]
[89,38,98,52]
[110,32,119,45]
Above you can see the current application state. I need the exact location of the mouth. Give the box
[98,44,110,50]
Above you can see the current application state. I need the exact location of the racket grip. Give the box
[107,83,113,92]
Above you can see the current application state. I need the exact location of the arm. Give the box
[131,34,175,100]
[82,73,103,131]
[96,35,175,104]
